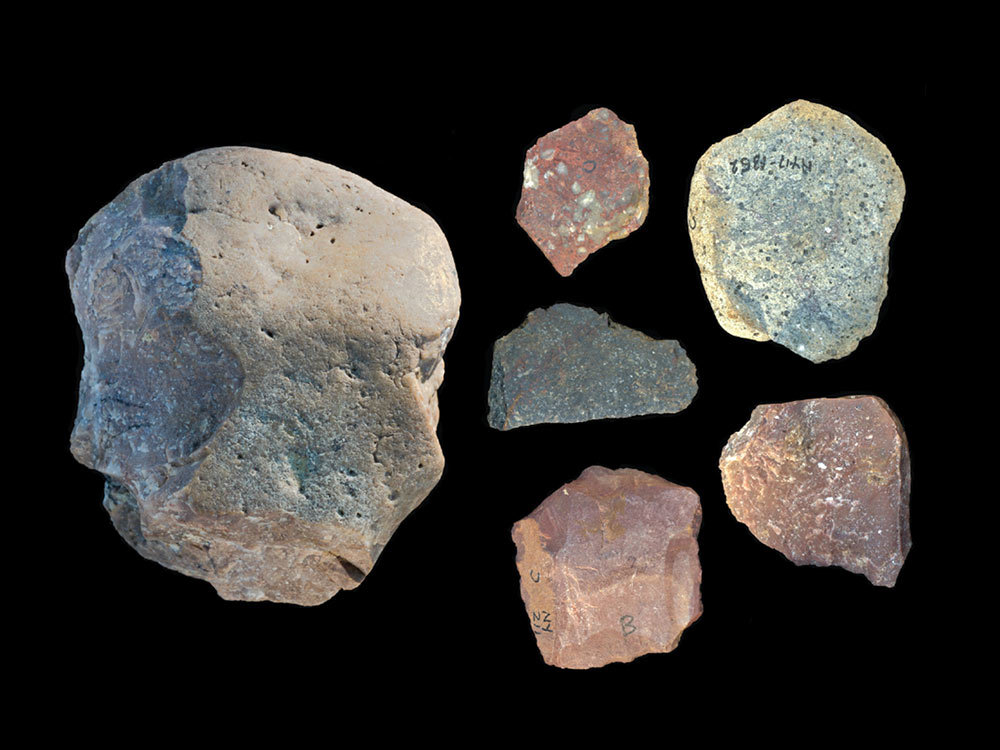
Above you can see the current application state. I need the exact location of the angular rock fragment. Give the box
[688,100,905,362]
[487,304,696,430]
[67,146,461,605]
[720,396,911,586]
[512,466,702,669]
[516,108,649,276]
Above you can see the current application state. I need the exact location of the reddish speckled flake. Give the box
[720,396,911,587]
[516,108,649,276]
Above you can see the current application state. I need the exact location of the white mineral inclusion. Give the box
[523,158,539,190]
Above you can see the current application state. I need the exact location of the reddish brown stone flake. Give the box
[512,466,702,669]
[515,108,649,276]
[721,396,911,587]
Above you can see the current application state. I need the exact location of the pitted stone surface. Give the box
[516,108,649,276]
[512,466,702,669]
[688,100,905,362]
[487,304,696,430]
[720,396,911,586]
[68,146,461,605]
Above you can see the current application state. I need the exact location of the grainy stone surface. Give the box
[721,396,910,586]
[67,146,461,605]
[512,466,702,669]
[688,100,905,362]
[516,108,649,276]
[487,304,696,430]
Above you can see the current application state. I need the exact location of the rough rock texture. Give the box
[512,466,702,669]
[721,396,910,586]
[688,100,905,362]
[516,108,649,276]
[487,304,696,430]
[67,146,461,605]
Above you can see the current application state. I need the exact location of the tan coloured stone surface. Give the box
[688,100,905,362]
[721,396,910,586]
[67,146,460,605]
[512,466,702,669]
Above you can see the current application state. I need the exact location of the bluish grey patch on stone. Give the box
[140,160,191,232]
[487,304,697,430]
[67,159,243,498]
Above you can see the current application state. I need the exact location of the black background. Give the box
[37,60,951,717]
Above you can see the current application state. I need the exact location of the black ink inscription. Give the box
[583,160,597,173]
[688,214,697,230]
[620,615,636,637]
[730,153,812,175]
[532,610,554,634]
[529,569,541,583]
